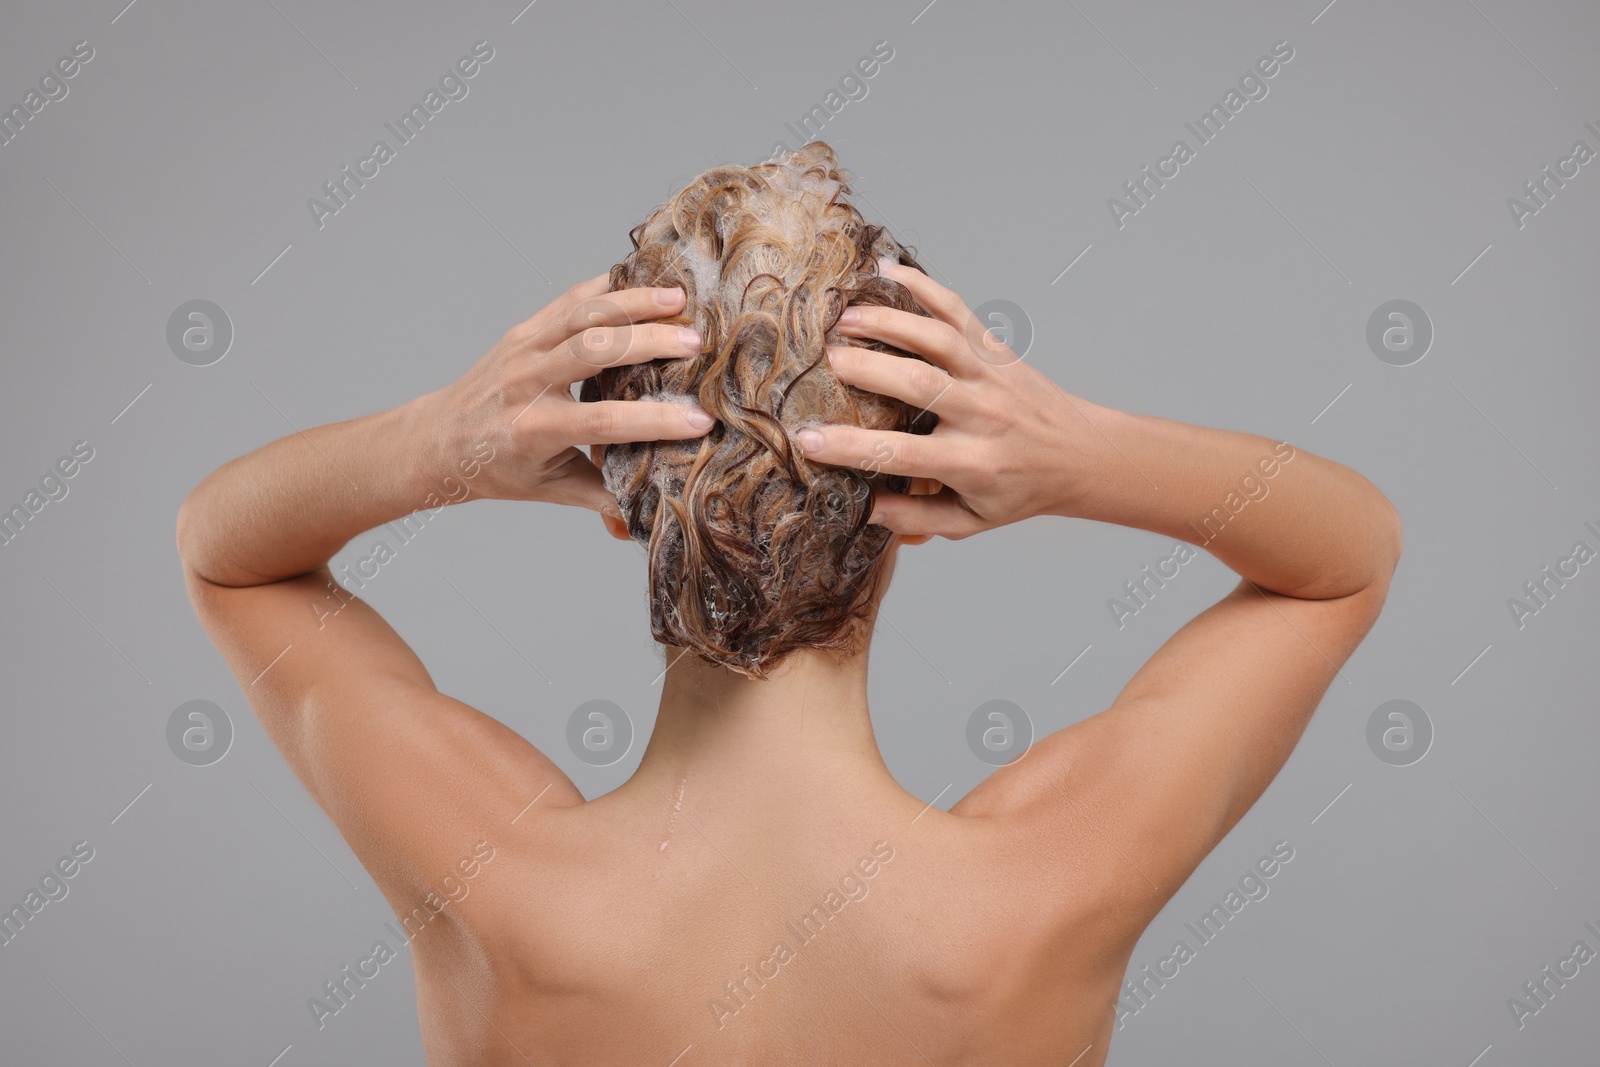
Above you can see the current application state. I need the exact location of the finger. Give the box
[555,286,687,342]
[869,486,987,540]
[550,322,703,382]
[877,262,1022,368]
[547,399,716,446]
[795,424,949,481]
[877,261,975,333]
[500,274,611,342]
[834,305,977,376]
[826,345,967,418]
[565,273,613,303]
[536,447,617,514]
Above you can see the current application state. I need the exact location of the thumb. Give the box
[870,487,984,540]
[539,450,618,514]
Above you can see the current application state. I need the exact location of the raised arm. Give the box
[800,262,1400,918]
[176,277,712,902]
[1019,409,1399,866]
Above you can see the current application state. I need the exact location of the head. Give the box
[581,142,936,679]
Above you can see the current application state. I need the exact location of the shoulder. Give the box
[949,711,1203,946]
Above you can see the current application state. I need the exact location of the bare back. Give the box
[405,746,1132,1067]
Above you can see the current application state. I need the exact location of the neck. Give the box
[631,642,889,793]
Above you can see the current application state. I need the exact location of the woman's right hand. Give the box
[797,262,1111,539]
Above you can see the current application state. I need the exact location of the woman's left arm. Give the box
[178,276,709,586]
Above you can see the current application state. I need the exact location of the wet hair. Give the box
[580,141,937,678]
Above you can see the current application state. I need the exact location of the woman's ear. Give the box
[601,509,632,541]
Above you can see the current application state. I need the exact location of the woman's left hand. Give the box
[419,274,715,511]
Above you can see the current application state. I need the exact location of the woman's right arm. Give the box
[1018,406,1401,893]
[1052,409,1400,601]
[801,263,1401,919]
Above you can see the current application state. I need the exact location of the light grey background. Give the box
[2,0,1597,1064]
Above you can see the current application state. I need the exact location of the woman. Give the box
[178,143,1400,1065]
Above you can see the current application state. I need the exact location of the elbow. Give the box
[1358,492,1402,607]
[175,493,200,578]
[1378,493,1403,579]
[174,485,214,583]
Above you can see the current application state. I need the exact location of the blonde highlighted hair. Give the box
[580,142,935,677]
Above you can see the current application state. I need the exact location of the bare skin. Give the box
[178,266,1401,1066]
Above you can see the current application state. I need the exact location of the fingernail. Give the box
[686,408,714,429]
[657,288,684,306]
[837,308,861,327]
[867,511,883,525]
[677,327,702,352]
[798,428,824,453]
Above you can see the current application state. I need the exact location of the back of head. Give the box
[581,142,935,678]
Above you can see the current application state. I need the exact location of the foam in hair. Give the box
[580,142,937,678]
